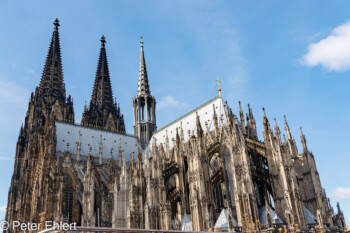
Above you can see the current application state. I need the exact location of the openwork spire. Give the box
[90,35,114,111]
[39,18,66,105]
[137,36,150,96]
[82,36,125,132]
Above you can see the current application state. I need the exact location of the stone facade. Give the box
[5,19,347,232]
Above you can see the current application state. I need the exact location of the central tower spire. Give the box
[82,36,125,132]
[137,36,151,96]
[133,37,156,149]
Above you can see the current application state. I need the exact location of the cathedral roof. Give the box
[148,95,227,150]
[55,121,138,161]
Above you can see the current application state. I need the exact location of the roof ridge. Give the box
[153,95,220,134]
[55,120,137,138]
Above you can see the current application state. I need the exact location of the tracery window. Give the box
[210,155,220,177]
[63,173,74,223]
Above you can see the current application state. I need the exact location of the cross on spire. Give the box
[140,36,144,47]
[215,76,222,97]
[101,35,106,47]
[54,18,60,31]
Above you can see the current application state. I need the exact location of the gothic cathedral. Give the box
[5,19,347,232]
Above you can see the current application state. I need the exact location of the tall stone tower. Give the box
[133,37,156,149]
[81,36,125,132]
[5,18,74,227]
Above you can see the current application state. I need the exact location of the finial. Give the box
[274,118,280,130]
[140,36,144,47]
[101,35,106,47]
[84,100,88,111]
[54,18,60,31]
[263,107,266,117]
[215,76,222,98]
[300,127,304,136]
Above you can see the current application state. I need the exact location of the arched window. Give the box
[213,182,224,214]
[63,173,74,223]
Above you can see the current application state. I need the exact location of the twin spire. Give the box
[39,18,66,105]
[38,19,153,134]
[81,35,125,131]
[89,35,113,111]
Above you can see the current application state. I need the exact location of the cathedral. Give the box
[5,19,347,232]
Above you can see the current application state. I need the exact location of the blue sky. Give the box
[0,0,349,224]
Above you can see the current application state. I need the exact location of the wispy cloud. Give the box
[26,68,35,74]
[0,157,13,161]
[302,21,350,72]
[0,79,30,107]
[332,187,350,199]
[0,206,6,212]
[157,96,187,110]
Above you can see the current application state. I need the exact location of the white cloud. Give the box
[332,187,350,199]
[0,206,6,212]
[157,96,187,110]
[0,79,30,107]
[303,21,350,72]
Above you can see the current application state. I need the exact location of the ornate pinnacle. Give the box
[54,18,60,31]
[140,36,144,47]
[101,35,106,47]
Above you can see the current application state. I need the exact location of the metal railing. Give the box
[39,226,214,233]
[38,225,349,233]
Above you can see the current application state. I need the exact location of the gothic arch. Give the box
[93,174,103,227]
[62,168,78,223]
[220,146,236,208]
